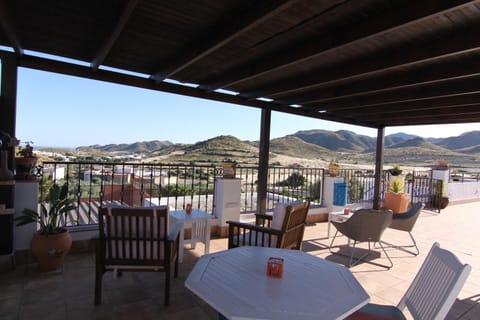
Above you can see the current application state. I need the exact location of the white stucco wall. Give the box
[448,182,480,202]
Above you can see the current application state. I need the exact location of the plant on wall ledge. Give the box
[14,140,38,180]
[385,176,409,213]
[388,164,402,176]
[388,176,405,193]
[432,159,449,170]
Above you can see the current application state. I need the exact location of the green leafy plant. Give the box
[15,183,76,235]
[17,140,36,158]
[388,177,405,193]
[389,164,402,176]
[435,180,448,197]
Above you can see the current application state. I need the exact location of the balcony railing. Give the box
[38,161,470,227]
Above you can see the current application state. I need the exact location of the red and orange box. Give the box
[267,257,284,278]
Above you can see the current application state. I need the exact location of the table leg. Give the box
[191,222,197,249]
[205,218,211,254]
[179,226,185,263]
[327,214,332,238]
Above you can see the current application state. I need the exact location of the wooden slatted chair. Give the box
[227,201,310,250]
[94,206,181,306]
[346,242,471,320]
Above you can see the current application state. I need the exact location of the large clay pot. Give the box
[15,157,37,180]
[31,230,72,272]
[329,163,339,177]
[384,192,410,213]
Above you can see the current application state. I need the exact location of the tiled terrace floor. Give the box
[1,201,479,319]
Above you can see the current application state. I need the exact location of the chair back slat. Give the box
[227,201,310,250]
[398,242,471,319]
[99,207,169,265]
[278,202,310,249]
[95,205,179,307]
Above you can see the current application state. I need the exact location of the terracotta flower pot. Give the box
[329,164,339,177]
[14,157,37,180]
[31,230,72,272]
[384,192,410,213]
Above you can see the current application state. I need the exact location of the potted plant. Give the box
[0,130,17,181]
[388,164,403,176]
[328,159,339,177]
[384,176,410,213]
[432,159,449,171]
[431,180,449,210]
[15,140,38,180]
[14,183,76,272]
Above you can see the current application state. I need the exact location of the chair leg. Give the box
[94,268,103,305]
[348,241,371,268]
[377,241,394,269]
[329,230,340,254]
[408,232,420,255]
[165,267,171,306]
[381,232,419,256]
[331,238,392,269]
[174,241,179,278]
[330,234,363,268]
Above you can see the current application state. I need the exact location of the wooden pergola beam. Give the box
[302,75,480,110]
[345,93,480,116]
[90,0,139,71]
[0,0,23,55]
[240,25,480,101]
[150,0,297,82]
[270,56,480,104]
[200,0,477,92]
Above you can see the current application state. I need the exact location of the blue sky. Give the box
[15,68,480,148]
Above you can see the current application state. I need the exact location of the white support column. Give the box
[214,178,241,226]
[323,176,344,211]
[14,180,38,250]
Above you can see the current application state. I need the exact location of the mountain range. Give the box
[75,130,480,168]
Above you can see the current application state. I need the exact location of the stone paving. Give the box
[0,201,479,319]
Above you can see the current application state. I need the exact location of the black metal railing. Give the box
[37,161,476,227]
[39,162,219,226]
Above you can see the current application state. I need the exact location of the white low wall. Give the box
[448,182,480,202]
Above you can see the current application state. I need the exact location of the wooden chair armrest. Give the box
[255,213,273,220]
[227,220,281,235]
[255,213,273,227]
[227,220,282,249]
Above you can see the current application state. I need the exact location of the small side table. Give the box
[169,209,211,263]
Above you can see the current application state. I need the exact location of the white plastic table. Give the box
[185,246,369,320]
[169,209,211,263]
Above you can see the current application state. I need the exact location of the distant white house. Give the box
[43,166,65,180]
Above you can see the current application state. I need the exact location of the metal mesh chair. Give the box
[384,202,425,255]
[329,209,394,269]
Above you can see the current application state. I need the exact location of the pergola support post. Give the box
[373,127,385,210]
[0,52,18,161]
[256,108,271,215]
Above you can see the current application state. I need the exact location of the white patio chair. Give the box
[346,242,471,320]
